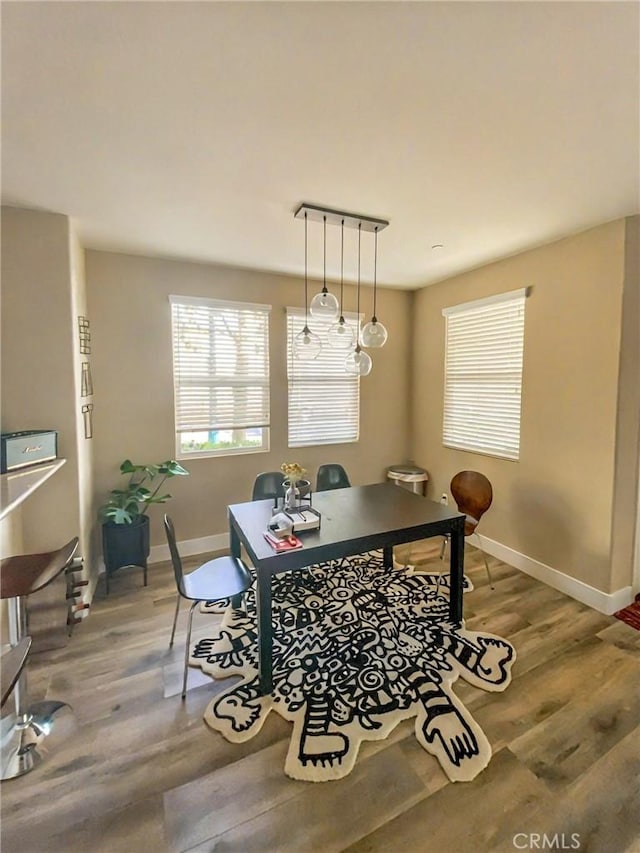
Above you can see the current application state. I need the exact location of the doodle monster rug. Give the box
[192,551,516,783]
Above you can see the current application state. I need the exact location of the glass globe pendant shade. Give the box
[294,326,322,360]
[309,288,340,320]
[327,317,355,349]
[361,318,388,348]
[344,346,372,376]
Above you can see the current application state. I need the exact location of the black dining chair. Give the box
[316,463,351,492]
[252,471,286,502]
[164,515,253,699]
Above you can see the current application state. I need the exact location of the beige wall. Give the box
[1,208,80,552]
[4,207,634,599]
[411,220,627,593]
[85,250,412,546]
[611,215,640,591]
[1,207,95,590]
[69,227,96,587]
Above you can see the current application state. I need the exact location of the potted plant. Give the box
[99,459,189,592]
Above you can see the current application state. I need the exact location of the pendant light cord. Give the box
[373,227,378,322]
[304,212,309,328]
[356,222,362,348]
[322,215,327,293]
[339,219,345,319]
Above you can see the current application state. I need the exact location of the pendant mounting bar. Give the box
[294,203,389,233]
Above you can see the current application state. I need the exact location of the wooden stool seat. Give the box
[0,538,79,600]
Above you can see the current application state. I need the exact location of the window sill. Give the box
[177,446,271,461]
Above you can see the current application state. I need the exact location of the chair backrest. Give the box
[316,463,351,492]
[163,514,184,592]
[450,471,493,534]
[252,471,286,501]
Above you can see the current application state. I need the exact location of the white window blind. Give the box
[286,308,360,447]
[170,295,271,434]
[442,289,526,461]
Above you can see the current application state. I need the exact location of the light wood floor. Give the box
[1,542,639,853]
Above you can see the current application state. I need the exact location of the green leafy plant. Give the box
[99,459,190,525]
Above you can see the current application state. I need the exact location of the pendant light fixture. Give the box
[310,216,340,320]
[293,211,322,360]
[344,223,373,377]
[361,226,388,348]
[293,203,389,372]
[328,219,355,350]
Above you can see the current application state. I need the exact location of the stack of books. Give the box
[263,531,303,552]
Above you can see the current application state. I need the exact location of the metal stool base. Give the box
[1,700,75,781]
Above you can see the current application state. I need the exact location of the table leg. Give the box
[383,545,394,568]
[449,520,464,625]
[229,521,241,559]
[256,571,273,695]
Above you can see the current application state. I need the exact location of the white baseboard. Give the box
[96,529,633,616]
[96,532,229,577]
[148,533,229,564]
[477,533,633,615]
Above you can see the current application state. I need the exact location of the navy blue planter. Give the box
[102,516,150,594]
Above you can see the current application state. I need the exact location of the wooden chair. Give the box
[316,464,351,492]
[441,471,494,588]
[164,515,253,699]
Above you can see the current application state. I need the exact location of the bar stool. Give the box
[0,537,79,780]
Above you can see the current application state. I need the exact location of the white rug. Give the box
[192,551,515,783]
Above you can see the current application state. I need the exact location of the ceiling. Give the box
[2,2,638,289]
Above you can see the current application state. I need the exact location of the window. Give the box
[170,295,271,458]
[442,289,526,461]
[287,308,360,447]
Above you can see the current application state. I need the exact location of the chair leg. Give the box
[474,532,494,589]
[440,536,448,560]
[169,593,181,648]
[182,601,198,700]
[436,535,450,596]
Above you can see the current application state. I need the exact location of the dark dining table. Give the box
[228,481,466,694]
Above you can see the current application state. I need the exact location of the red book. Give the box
[263,531,303,552]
